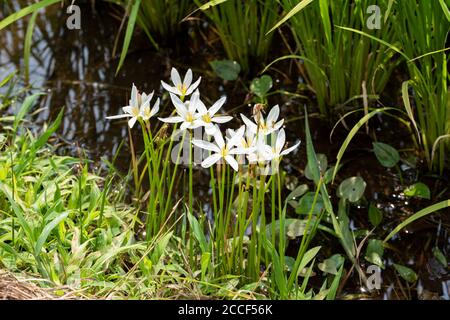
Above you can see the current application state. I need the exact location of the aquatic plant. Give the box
[195,0,280,73]
[273,0,397,116]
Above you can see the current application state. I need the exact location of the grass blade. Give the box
[267,0,314,34]
[116,0,142,75]
[331,107,395,182]
[0,0,61,31]
[384,200,450,242]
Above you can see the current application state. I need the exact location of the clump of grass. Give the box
[278,0,397,116]
[196,0,280,73]
[393,0,450,173]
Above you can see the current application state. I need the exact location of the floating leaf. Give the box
[305,154,327,181]
[364,239,384,268]
[318,254,344,275]
[368,203,383,227]
[393,264,417,283]
[209,60,241,81]
[250,75,273,99]
[286,184,308,202]
[373,142,400,168]
[337,176,366,203]
[404,182,431,200]
[296,192,324,215]
[432,247,448,268]
[287,184,308,209]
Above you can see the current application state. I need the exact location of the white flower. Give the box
[106,84,157,128]
[227,126,256,150]
[247,135,273,164]
[240,105,284,136]
[140,93,160,121]
[158,91,202,131]
[161,67,201,98]
[192,127,248,171]
[194,95,233,135]
[267,129,301,160]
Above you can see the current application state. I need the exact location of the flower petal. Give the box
[208,96,226,116]
[205,124,217,136]
[185,77,201,95]
[170,93,188,118]
[161,81,180,95]
[196,99,208,115]
[267,105,280,124]
[130,84,138,108]
[280,141,301,156]
[192,139,221,153]
[212,115,233,124]
[128,117,137,128]
[188,90,200,114]
[150,98,160,117]
[184,68,193,88]
[158,116,184,123]
[122,106,133,114]
[202,153,221,168]
[276,129,286,153]
[273,119,284,131]
[227,125,245,147]
[171,67,182,87]
[225,155,239,171]
[213,130,225,149]
[241,113,257,133]
[106,114,132,119]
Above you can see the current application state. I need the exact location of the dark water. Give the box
[1,1,449,299]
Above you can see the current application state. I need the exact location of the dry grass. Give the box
[0,270,86,300]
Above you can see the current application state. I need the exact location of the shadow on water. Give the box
[0,1,448,299]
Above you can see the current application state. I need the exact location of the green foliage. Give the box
[197,0,279,73]
[278,0,397,115]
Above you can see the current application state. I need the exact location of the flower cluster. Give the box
[106,67,300,173]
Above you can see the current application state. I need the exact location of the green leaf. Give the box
[250,75,273,99]
[305,154,327,181]
[297,246,321,275]
[187,211,208,253]
[404,182,431,200]
[296,192,324,215]
[373,142,400,168]
[209,60,241,81]
[432,247,448,267]
[201,252,211,280]
[0,72,15,87]
[35,212,69,257]
[337,176,366,203]
[286,184,308,203]
[364,239,384,268]
[393,264,417,283]
[24,10,38,83]
[319,254,344,275]
[368,203,383,227]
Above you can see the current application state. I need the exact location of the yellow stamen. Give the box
[178,84,188,95]
[202,114,212,123]
[186,112,194,123]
